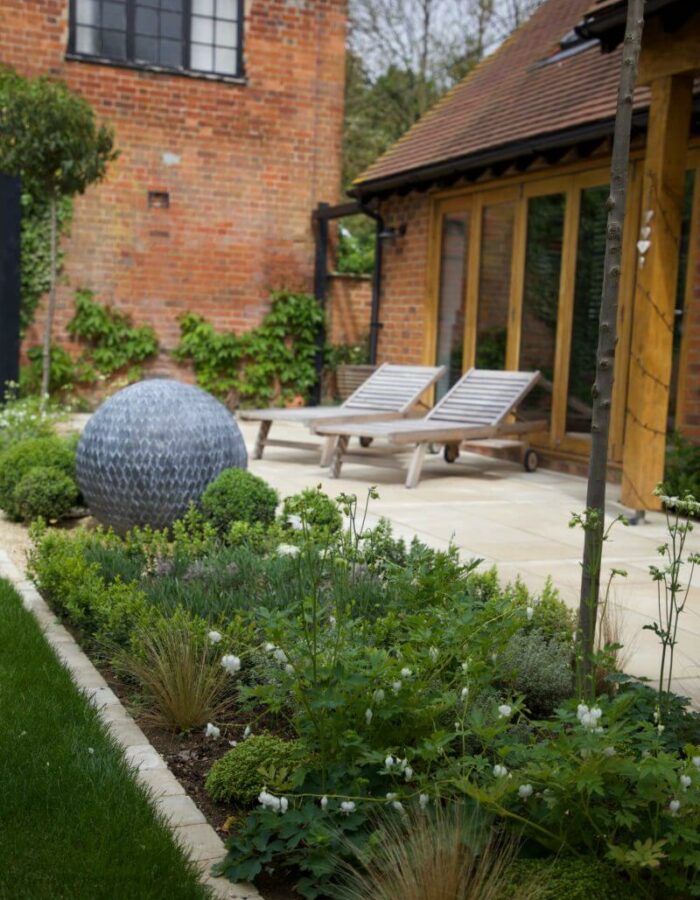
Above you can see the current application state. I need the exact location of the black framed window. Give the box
[69,0,244,77]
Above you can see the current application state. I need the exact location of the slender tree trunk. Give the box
[40,195,58,412]
[578,0,645,694]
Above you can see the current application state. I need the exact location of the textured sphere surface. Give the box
[77,379,247,533]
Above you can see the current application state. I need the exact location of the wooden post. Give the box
[620,74,693,510]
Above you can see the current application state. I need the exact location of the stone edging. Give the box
[0,550,261,900]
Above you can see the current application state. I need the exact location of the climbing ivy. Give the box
[19,193,72,333]
[174,290,324,406]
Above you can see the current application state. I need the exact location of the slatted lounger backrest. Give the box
[343,364,444,413]
[427,369,540,426]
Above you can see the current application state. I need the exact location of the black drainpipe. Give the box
[361,204,383,365]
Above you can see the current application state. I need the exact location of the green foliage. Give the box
[281,487,343,537]
[0,67,116,202]
[498,629,573,717]
[174,290,324,405]
[18,193,72,333]
[0,435,76,521]
[13,465,78,523]
[21,345,86,397]
[206,734,304,805]
[324,336,370,372]
[336,219,374,275]
[201,469,279,533]
[0,389,64,453]
[501,856,637,899]
[663,432,700,504]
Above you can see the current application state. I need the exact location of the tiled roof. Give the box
[354,0,649,192]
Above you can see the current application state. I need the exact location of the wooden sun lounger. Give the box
[314,368,547,488]
[238,363,445,463]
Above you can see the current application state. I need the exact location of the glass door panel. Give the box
[668,169,696,432]
[475,201,515,368]
[567,183,609,434]
[435,211,470,398]
[519,193,565,420]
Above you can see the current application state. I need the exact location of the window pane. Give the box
[156,38,180,66]
[161,0,183,10]
[192,0,214,14]
[520,193,565,420]
[100,28,126,57]
[102,1,126,30]
[76,24,99,52]
[215,19,236,48]
[216,0,237,20]
[76,0,98,25]
[191,43,214,70]
[668,170,696,431]
[134,34,158,61]
[191,15,213,42]
[214,46,236,73]
[436,212,470,398]
[567,184,609,434]
[475,201,514,369]
[135,6,159,35]
[161,11,182,38]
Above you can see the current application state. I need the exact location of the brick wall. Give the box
[0,0,347,363]
[375,191,433,364]
[326,273,371,345]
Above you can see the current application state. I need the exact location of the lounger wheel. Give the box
[443,443,460,464]
[359,436,373,448]
[523,449,539,472]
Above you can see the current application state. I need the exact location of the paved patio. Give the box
[240,419,700,705]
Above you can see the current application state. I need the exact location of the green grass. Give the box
[0,578,210,900]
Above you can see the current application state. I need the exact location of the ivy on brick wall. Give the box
[173,290,324,407]
[19,193,73,334]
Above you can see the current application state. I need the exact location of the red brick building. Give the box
[0,0,347,364]
[352,0,700,510]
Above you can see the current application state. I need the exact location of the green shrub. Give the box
[205,734,303,806]
[13,465,79,523]
[0,391,61,453]
[281,487,342,535]
[663,431,700,505]
[500,856,637,899]
[0,435,76,520]
[498,629,574,716]
[201,468,278,533]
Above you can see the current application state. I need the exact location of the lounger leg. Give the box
[406,443,427,489]
[320,435,337,468]
[330,435,349,479]
[253,421,271,460]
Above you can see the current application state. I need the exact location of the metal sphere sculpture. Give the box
[76,379,248,533]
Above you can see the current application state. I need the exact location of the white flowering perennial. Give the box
[385,755,396,770]
[258,790,288,814]
[243,725,252,739]
[461,687,469,702]
[669,799,681,815]
[340,801,356,814]
[208,630,222,644]
[693,756,700,770]
[277,543,300,557]
[419,793,430,809]
[273,648,288,664]
[320,796,328,810]
[205,722,220,739]
[288,514,303,531]
[373,689,385,704]
[365,708,373,725]
[429,646,439,662]
[221,654,241,674]
[391,680,402,693]
[493,764,508,778]
[497,704,512,719]
[400,667,412,678]
[518,783,533,800]
[680,774,692,790]
[576,703,603,730]
[526,606,534,621]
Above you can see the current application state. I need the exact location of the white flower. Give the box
[205,723,220,739]
[603,746,616,758]
[391,800,405,814]
[264,642,276,653]
[498,704,512,719]
[329,615,337,627]
[429,646,439,662]
[243,725,252,739]
[693,756,700,770]
[577,703,589,719]
[419,793,430,809]
[461,687,469,701]
[259,790,283,812]
[461,661,469,672]
[208,630,222,644]
[386,792,397,801]
[493,764,508,778]
[669,799,681,814]
[404,766,414,781]
[277,543,300,557]
[273,648,288,664]
[680,775,692,790]
[285,664,294,675]
[373,689,385,704]
[518,783,533,800]
[385,755,396,769]
[392,680,402,693]
[577,705,603,730]
[340,801,356,814]
[228,740,238,747]
[87,747,94,755]
[658,724,665,735]
[280,797,289,814]
[221,654,241,674]
[320,796,328,810]
[526,606,534,621]
[400,667,412,678]
[398,758,408,771]
[365,708,373,725]
[288,514,303,531]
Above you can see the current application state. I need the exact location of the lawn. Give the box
[0,578,210,900]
